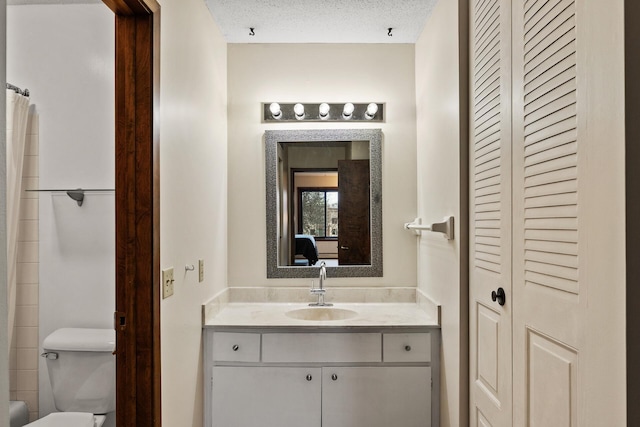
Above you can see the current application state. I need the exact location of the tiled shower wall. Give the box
[9,110,39,422]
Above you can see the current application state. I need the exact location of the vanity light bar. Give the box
[263,102,384,122]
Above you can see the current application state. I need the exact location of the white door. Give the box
[211,367,321,427]
[469,0,513,425]
[511,0,581,425]
[472,0,626,426]
[321,367,431,427]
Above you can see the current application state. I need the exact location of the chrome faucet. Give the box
[309,261,332,307]
[318,260,326,289]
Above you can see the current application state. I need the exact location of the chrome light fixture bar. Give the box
[263,102,384,122]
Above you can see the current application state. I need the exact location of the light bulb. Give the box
[343,102,355,118]
[269,102,282,119]
[294,103,305,119]
[365,103,378,119]
[319,103,330,119]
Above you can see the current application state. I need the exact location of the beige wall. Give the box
[159,0,227,426]
[227,44,418,287]
[0,1,8,423]
[415,1,468,426]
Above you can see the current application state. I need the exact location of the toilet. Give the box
[27,328,116,427]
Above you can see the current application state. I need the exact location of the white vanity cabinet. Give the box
[322,366,431,427]
[204,328,440,427]
[212,366,322,427]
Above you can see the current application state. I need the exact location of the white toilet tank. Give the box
[42,328,116,414]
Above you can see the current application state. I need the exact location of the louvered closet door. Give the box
[469,0,513,426]
[511,0,581,425]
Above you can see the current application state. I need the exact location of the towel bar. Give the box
[404,216,454,240]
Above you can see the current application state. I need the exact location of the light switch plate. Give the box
[162,267,174,299]
[198,259,204,282]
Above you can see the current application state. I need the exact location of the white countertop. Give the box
[203,302,439,328]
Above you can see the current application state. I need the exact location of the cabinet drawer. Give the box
[383,333,431,363]
[262,333,381,363]
[212,332,260,362]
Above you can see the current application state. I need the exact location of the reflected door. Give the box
[338,160,370,265]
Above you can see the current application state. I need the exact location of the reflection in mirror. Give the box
[265,129,382,278]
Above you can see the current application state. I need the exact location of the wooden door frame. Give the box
[102,0,161,425]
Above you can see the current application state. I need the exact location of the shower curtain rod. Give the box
[6,83,29,97]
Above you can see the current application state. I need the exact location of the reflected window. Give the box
[299,189,338,238]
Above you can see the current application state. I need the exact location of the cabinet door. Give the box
[212,367,321,427]
[322,367,431,427]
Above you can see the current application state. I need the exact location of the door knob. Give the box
[491,287,506,306]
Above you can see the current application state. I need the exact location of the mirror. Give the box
[265,129,382,278]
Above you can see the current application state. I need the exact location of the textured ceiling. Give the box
[6,0,438,43]
[204,0,438,44]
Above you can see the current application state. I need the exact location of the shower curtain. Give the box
[6,89,30,354]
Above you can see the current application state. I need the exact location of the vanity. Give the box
[203,128,439,426]
[203,301,440,427]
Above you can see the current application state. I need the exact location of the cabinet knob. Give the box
[306,374,313,381]
[405,345,412,352]
[232,345,239,351]
[331,374,338,381]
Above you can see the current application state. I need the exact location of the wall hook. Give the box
[66,189,84,207]
[388,28,393,37]
[185,264,195,272]
[249,27,255,36]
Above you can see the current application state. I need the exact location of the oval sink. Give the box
[285,307,358,321]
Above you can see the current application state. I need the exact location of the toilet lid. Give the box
[43,328,115,352]
[26,412,95,427]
